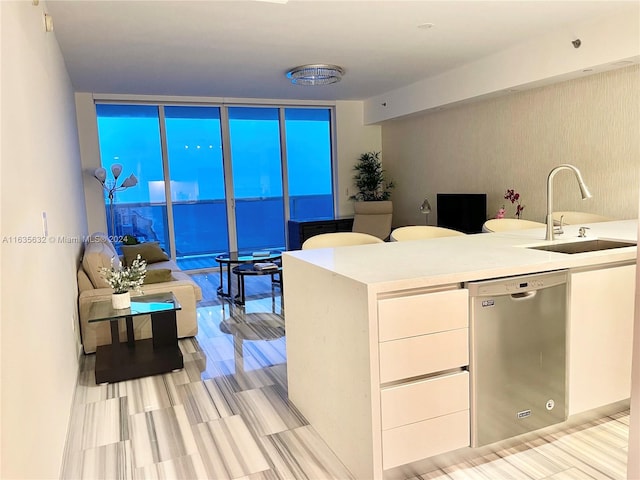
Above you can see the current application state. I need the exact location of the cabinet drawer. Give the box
[378,289,468,342]
[381,371,469,430]
[382,410,470,470]
[379,328,468,383]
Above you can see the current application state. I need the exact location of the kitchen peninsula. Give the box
[281,220,637,480]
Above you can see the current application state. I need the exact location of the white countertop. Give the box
[283,220,638,292]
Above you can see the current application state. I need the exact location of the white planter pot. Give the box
[112,291,131,310]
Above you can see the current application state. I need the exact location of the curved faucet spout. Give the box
[546,164,592,241]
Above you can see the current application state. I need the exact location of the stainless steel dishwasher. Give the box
[466,270,568,447]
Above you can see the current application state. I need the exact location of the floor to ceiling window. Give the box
[285,108,333,221]
[95,102,335,270]
[164,106,229,263]
[228,107,285,252]
[95,104,171,252]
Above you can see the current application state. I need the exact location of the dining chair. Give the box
[301,232,385,249]
[390,225,466,241]
[482,219,546,232]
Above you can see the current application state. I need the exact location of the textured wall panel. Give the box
[382,66,639,227]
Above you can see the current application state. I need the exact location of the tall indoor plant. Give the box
[350,151,394,239]
[351,151,394,201]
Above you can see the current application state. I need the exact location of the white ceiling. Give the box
[45,0,639,101]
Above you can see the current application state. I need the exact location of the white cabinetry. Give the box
[377,288,470,470]
[568,262,636,416]
[284,222,637,480]
[285,259,470,480]
[381,372,469,469]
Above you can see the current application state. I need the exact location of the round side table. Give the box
[231,263,282,305]
[215,251,282,297]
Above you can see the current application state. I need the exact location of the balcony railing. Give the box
[107,194,332,267]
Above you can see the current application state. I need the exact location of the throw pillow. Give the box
[122,234,139,245]
[82,240,121,289]
[121,242,169,266]
[143,268,173,284]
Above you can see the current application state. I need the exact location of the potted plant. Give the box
[99,254,147,309]
[351,151,394,201]
[350,151,395,239]
[504,188,525,219]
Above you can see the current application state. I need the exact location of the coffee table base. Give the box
[94,309,184,384]
[95,339,183,384]
[232,264,283,305]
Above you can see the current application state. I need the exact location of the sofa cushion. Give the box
[171,271,203,301]
[77,268,94,292]
[82,240,121,289]
[86,232,118,258]
[121,242,169,266]
[146,259,180,271]
[144,268,173,284]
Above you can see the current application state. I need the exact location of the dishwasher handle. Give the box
[511,291,537,300]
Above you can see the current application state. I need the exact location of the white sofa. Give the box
[77,233,202,354]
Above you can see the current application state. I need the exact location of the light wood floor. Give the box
[61,271,631,479]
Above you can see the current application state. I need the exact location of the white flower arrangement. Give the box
[99,254,147,294]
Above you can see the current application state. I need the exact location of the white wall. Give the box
[334,101,382,217]
[365,5,639,124]
[0,2,87,479]
[381,66,639,228]
[75,93,106,235]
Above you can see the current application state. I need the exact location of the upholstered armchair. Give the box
[351,200,393,240]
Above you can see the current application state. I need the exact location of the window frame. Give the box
[94,99,337,265]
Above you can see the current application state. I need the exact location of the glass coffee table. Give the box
[215,251,282,298]
[87,292,183,384]
[232,263,283,305]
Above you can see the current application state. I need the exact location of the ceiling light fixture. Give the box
[286,64,345,86]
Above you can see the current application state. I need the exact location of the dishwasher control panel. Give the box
[507,278,544,291]
[469,270,567,296]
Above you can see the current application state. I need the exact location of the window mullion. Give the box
[158,105,177,260]
[330,106,338,218]
[279,107,291,248]
[220,106,237,253]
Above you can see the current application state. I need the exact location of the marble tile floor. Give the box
[190,269,282,309]
[407,410,630,480]
[61,275,631,479]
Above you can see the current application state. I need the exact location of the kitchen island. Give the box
[281,220,637,480]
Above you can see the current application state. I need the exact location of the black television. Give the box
[437,193,487,234]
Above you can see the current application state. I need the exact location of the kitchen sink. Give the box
[528,239,636,254]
